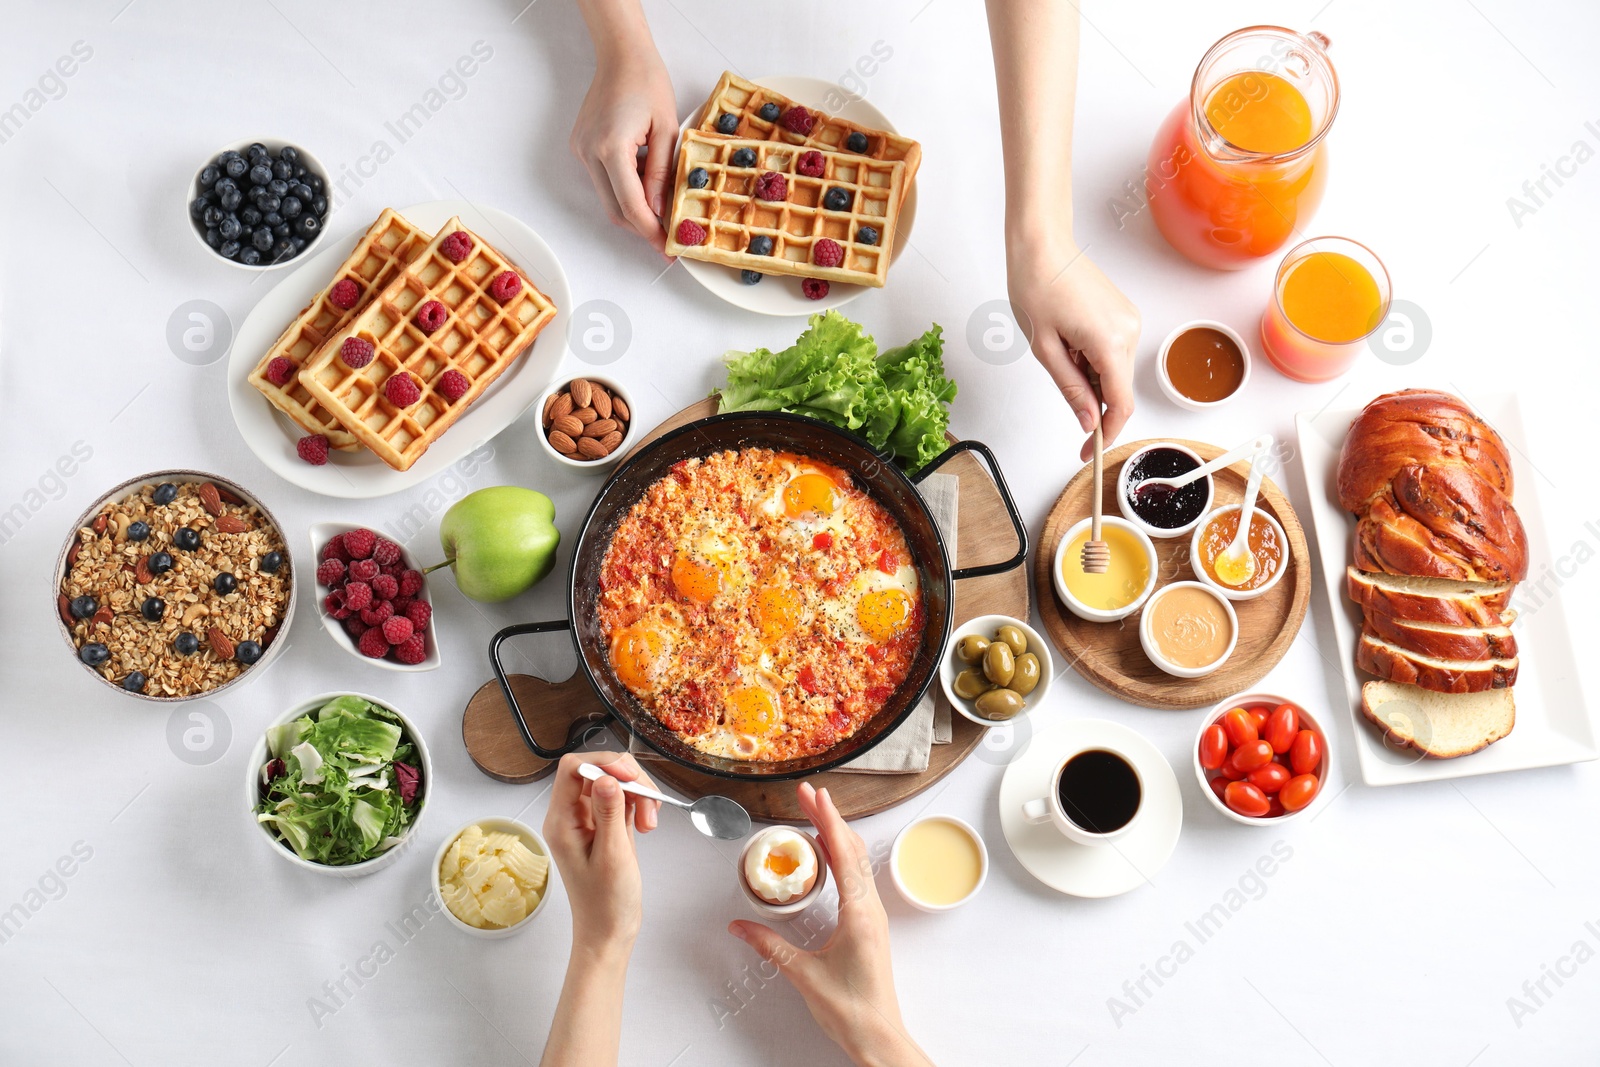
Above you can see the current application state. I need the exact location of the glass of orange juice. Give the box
[1259,237,1391,382]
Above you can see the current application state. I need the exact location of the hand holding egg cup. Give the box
[1195,693,1330,824]
[739,827,828,917]
[939,614,1054,726]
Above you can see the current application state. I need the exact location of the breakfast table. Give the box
[4,1,1599,1064]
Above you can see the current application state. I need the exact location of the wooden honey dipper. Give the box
[1080,369,1110,574]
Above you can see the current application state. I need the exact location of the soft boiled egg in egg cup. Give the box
[739,827,827,917]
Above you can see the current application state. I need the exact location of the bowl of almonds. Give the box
[536,376,633,473]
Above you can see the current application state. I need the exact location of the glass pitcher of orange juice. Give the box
[1146,27,1339,270]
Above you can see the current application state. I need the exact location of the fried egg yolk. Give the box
[727,685,779,736]
[784,473,837,519]
[755,583,803,640]
[671,554,723,605]
[857,587,914,643]
[612,625,666,691]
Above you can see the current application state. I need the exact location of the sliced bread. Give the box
[1346,566,1512,628]
[1361,680,1515,758]
[1362,610,1518,662]
[1357,629,1518,692]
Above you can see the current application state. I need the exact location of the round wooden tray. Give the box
[1034,438,1311,710]
[462,399,1028,822]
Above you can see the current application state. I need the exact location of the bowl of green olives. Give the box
[939,614,1054,726]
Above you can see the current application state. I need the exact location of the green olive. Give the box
[974,687,1025,721]
[982,640,1015,686]
[952,669,990,700]
[995,624,1028,656]
[1007,652,1040,696]
[954,633,990,664]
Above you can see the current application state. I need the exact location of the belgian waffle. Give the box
[664,132,906,287]
[693,71,921,185]
[247,208,431,451]
[296,217,557,472]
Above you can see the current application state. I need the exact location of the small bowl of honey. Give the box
[1189,504,1290,602]
[1052,515,1159,623]
[1156,320,1250,411]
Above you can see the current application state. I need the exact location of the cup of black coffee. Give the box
[1021,746,1144,845]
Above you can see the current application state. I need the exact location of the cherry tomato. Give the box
[1224,780,1271,818]
[1267,797,1287,818]
[1199,725,1229,770]
[1208,775,1230,801]
[1248,706,1270,733]
[1290,729,1323,775]
[1281,773,1320,811]
[1221,707,1258,747]
[1266,704,1299,755]
[1227,739,1274,775]
[1220,759,1248,781]
[1247,761,1291,794]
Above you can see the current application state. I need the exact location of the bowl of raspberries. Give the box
[310,524,439,671]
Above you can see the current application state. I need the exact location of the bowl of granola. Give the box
[53,471,296,700]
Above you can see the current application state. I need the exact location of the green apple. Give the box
[434,487,560,602]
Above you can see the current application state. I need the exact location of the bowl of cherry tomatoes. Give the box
[1194,693,1330,824]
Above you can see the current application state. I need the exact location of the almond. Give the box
[592,389,613,420]
[215,515,253,534]
[569,378,593,408]
[583,418,618,439]
[549,430,578,455]
[182,603,210,626]
[599,430,624,453]
[551,392,574,420]
[199,483,224,516]
[576,436,608,459]
[611,395,630,422]
[136,556,154,584]
[574,406,598,425]
[91,606,113,628]
[57,594,74,627]
[91,514,108,535]
[66,541,82,567]
[208,627,235,660]
[262,624,279,649]
[551,414,584,438]
[542,391,561,426]
[214,484,245,505]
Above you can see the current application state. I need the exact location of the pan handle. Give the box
[912,439,1029,581]
[488,620,611,761]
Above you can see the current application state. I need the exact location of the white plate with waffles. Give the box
[675,75,919,316]
[227,200,571,498]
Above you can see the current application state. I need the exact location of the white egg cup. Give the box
[737,827,827,918]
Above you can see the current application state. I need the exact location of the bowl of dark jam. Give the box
[1117,443,1213,539]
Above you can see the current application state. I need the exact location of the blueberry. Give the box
[190,197,210,220]
[273,159,292,180]
[273,225,292,243]
[174,527,201,551]
[127,521,150,542]
[219,240,241,259]
[241,206,262,227]
[297,214,320,238]
[205,227,223,250]
[730,147,756,168]
[141,597,166,621]
[239,247,262,266]
[258,194,280,214]
[215,176,237,196]
[174,632,199,656]
[716,112,739,134]
[278,145,299,165]
[199,164,220,188]
[79,643,109,668]
[308,174,325,194]
[267,178,289,198]
[218,150,242,166]
[263,211,284,228]
[311,195,328,216]
[148,550,174,575]
[687,167,710,189]
[252,228,275,252]
[856,225,879,246]
[291,182,313,201]
[235,640,263,665]
[759,102,781,122]
[272,237,294,259]
[293,164,308,179]
[219,215,242,240]
[122,671,147,693]
[225,156,248,179]
[290,236,307,253]
[260,550,283,575]
[219,188,242,211]
[740,269,763,285]
[823,188,851,211]
[70,595,97,619]
[152,483,177,505]
[846,131,869,153]
[249,163,273,186]
[748,234,774,256]
[213,572,237,596]
[280,196,302,219]
[202,205,223,228]
[247,142,268,160]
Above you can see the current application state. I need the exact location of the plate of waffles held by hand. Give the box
[668,72,921,316]
[228,200,570,498]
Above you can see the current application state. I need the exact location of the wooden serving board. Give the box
[461,399,1027,822]
[1034,438,1311,710]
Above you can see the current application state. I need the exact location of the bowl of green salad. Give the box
[247,692,430,876]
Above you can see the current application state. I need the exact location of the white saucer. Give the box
[227,200,571,499]
[998,719,1183,898]
[676,75,919,317]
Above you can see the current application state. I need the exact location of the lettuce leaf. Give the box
[877,325,957,471]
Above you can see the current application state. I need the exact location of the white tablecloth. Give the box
[3,1,1598,1064]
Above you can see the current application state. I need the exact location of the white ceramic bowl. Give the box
[307,523,441,672]
[533,375,637,474]
[53,469,297,702]
[247,691,431,877]
[889,815,988,912]
[1189,504,1291,602]
[187,137,332,270]
[738,827,828,918]
[431,817,554,938]
[1139,581,1239,679]
[1193,692,1332,826]
[1155,319,1252,411]
[939,613,1053,727]
[1115,441,1215,541]
[1050,515,1159,623]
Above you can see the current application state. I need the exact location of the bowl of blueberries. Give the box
[188,138,332,269]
